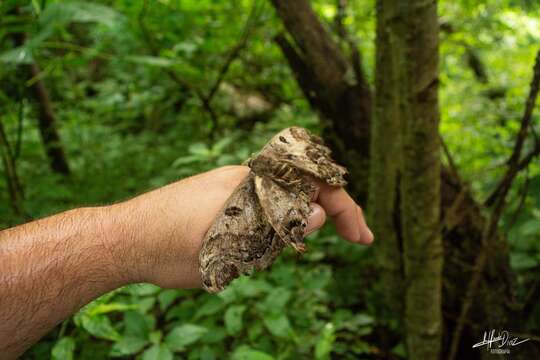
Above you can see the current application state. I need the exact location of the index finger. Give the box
[315,184,374,244]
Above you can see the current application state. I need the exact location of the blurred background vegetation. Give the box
[1,0,539,359]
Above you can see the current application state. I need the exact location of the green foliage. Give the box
[224,305,247,335]
[231,346,274,360]
[51,337,75,360]
[1,0,539,358]
[165,324,207,351]
[315,323,335,360]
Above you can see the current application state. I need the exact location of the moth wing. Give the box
[199,174,284,293]
[253,127,348,186]
[254,175,310,252]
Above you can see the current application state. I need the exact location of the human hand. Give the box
[113,166,373,289]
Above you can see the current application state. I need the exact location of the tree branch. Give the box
[333,0,365,85]
[138,0,262,137]
[10,8,71,175]
[273,33,320,110]
[485,50,540,207]
[448,49,540,360]
[201,0,263,136]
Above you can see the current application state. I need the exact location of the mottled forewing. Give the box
[199,174,285,293]
[254,175,311,252]
[251,127,348,186]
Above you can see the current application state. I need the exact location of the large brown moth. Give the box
[198,127,348,293]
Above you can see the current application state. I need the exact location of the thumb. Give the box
[305,203,326,236]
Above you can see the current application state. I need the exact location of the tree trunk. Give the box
[368,0,406,329]
[270,0,371,205]
[399,0,443,358]
[270,0,517,358]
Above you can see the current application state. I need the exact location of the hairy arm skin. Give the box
[0,166,373,358]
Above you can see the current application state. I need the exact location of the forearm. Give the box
[0,173,215,358]
[0,206,129,358]
[0,166,366,358]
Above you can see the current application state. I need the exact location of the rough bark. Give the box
[441,169,517,360]
[399,1,443,358]
[270,0,517,358]
[270,0,371,205]
[368,0,405,326]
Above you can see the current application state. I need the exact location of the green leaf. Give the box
[164,324,207,352]
[0,24,54,65]
[248,321,264,342]
[262,313,293,338]
[217,286,238,304]
[125,55,177,68]
[354,313,375,327]
[173,41,198,56]
[110,336,149,357]
[520,219,540,236]
[216,153,238,166]
[51,337,75,360]
[303,267,331,290]
[0,47,34,64]
[224,305,247,335]
[212,134,236,152]
[40,2,121,28]
[199,345,216,360]
[193,296,225,319]
[172,155,200,167]
[128,283,161,296]
[149,331,163,345]
[142,344,174,360]
[350,340,373,355]
[511,252,538,271]
[1,1,120,65]
[88,302,138,316]
[231,345,275,360]
[260,287,291,314]
[200,326,227,344]
[232,277,272,298]
[166,299,197,321]
[188,142,211,156]
[81,314,120,341]
[315,323,335,360]
[124,310,151,339]
[158,290,181,312]
[31,0,42,15]
[391,342,407,357]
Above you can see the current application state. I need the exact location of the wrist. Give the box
[109,182,202,288]
[82,205,141,287]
